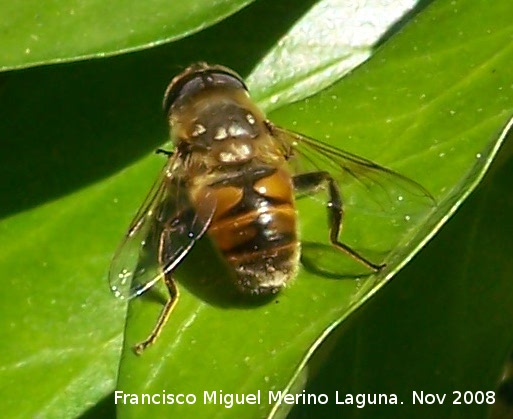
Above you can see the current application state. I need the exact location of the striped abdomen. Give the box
[202,165,299,295]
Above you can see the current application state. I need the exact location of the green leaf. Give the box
[0,0,255,71]
[0,0,512,418]
[117,1,513,419]
[289,131,513,419]
[247,0,424,111]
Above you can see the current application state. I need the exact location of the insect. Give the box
[109,62,433,354]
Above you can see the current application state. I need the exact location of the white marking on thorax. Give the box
[227,122,248,138]
[218,142,253,163]
[246,113,256,125]
[191,123,206,137]
[214,126,228,140]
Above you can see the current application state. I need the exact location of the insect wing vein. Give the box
[108,155,214,299]
[269,123,435,216]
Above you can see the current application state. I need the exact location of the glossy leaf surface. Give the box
[0,0,511,418]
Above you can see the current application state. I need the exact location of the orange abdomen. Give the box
[199,166,300,295]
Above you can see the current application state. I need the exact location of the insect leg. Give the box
[156,148,174,157]
[133,274,179,355]
[293,172,385,272]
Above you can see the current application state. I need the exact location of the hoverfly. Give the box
[109,62,433,354]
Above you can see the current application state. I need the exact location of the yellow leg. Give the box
[133,275,179,355]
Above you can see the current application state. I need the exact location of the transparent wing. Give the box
[108,155,215,299]
[268,123,435,274]
[268,123,435,216]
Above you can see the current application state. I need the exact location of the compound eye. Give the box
[208,71,246,90]
[163,66,247,115]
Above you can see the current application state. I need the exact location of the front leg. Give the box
[133,272,179,355]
